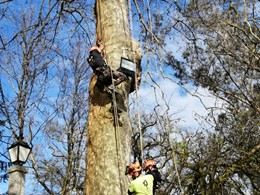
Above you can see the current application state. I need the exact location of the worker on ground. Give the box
[143,159,162,194]
[127,162,154,195]
[88,40,127,89]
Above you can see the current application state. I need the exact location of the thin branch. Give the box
[0,0,12,5]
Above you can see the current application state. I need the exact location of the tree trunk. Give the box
[84,0,141,194]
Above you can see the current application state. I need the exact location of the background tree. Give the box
[175,1,260,193]
[0,0,56,157]
[30,33,90,194]
[0,0,94,194]
[132,0,260,194]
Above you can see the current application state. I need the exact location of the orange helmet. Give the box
[129,162,142,176]
[143,159,157,171]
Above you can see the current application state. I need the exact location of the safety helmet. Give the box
[143,159,157,171]
[129,162,142,176]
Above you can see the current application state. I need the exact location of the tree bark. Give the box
[84,0,141,194]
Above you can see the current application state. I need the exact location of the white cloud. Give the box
[131,78,222,130]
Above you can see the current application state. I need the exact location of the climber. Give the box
[143,159,162,194]
[127,162,154,195]
[88,40,127,89]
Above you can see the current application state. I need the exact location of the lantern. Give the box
[8,140,31,165]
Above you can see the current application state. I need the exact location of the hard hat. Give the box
[143,159,157,171]
[129,162,142,176]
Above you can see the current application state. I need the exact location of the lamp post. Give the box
[7,138,32,195]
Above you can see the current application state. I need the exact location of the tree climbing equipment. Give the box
[88,49,127,88]
[143,159,157,171]
[128,162,142,176]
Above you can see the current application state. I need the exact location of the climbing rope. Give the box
[129,2,185,194]
[164,112,184,194]
[96,1,124,194]
[109,68,125,194]
[128,0,144,166]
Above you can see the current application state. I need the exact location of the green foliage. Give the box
[0,161,11,183]
[134,0,260,194]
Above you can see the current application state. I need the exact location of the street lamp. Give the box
[8,139,32,166]
[7,139,31,195]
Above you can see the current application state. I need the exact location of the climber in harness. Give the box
[126,162,154,195]
[88,40,127,89]
[143,159,162,194]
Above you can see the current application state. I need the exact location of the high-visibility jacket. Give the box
[128,174,154,195]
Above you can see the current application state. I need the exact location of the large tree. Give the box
[84,0,141,194]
